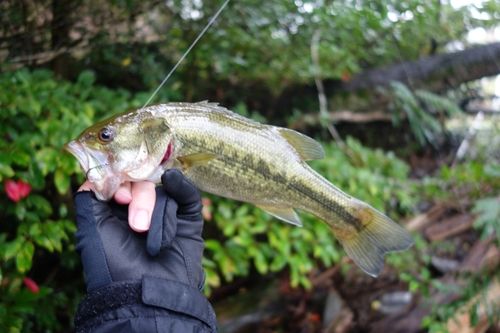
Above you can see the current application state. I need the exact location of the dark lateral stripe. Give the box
[288,179,363,231]
[184,137,363,230]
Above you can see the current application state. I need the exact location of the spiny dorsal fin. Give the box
[177,153,218,169]
[278,128,324,161]
[255,204,303,227]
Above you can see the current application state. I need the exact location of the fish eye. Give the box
[98,128,115,142]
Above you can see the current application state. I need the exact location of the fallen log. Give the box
[332,42,500,94]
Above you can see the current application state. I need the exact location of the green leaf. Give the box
[270,254,287,271]
[222,222,236,236]
[27,194,52,217]
[4,315,22,332]
[205,239,222,252]
[0,163,14,178]
[15,288,42,302]
[59,204,68,218]
[54,169,70,194]
[253,251,268,275]
[35,148,58,176]
[409,280,420,292]
[16,241,34,273]
[203,267,221,288]
[77,70,96,87]
[14,204,26,220]
[3,237,24,261]
[29,223,41,237]
[473,197,500,243]
[34,235,54,252]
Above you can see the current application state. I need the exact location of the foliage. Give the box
[3,0,500,103]
[408,153,500,331]
[473,196,500,245]
[421,161,500,203]
[420,272,500,333]
[383,81,462,147]
[108,0,499,104]
[0,68,136,332]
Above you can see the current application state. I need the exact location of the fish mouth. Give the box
[65,141,91,173]
[64,140,119,201]
[64,141,110,177]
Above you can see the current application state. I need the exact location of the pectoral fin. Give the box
[255,204,303,227]
[177,153,219,169]
[278,128,324,161]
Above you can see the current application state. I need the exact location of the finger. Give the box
[78,180,93,192]
[114,182,132,205]
[128,181,156,233]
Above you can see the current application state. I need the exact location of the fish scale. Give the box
[65,101,414,276]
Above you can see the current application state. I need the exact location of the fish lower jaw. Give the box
[130,166,167,185]
[92,180,118,202]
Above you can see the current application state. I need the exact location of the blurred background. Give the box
[1,0,500,332]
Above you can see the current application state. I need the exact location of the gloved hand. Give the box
[73,169,217,332]
[74,169,206,292]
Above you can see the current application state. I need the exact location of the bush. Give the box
[0,68,135,332]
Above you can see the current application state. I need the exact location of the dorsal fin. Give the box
[278,128,324,161]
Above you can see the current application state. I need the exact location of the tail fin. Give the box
[336,201,414,277]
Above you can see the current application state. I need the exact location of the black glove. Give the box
[73,169,216,332]
[74,169,206,291]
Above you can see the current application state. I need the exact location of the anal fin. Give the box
[255,204,303,227]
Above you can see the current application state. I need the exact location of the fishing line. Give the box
[390,34,413,91]
[86,165,106,181]
[142,0,230,108]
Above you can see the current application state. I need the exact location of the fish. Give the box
[64,101,414,276]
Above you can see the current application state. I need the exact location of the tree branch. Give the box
[330,42,500,94]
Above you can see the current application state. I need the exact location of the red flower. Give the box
[5,180,20,202]
[23,277,39,294]
[5,180,31,202]
[18,180,31,198]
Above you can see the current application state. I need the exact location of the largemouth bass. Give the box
[65,101,413,276]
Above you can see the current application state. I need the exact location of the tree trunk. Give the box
[330,42,500,94]
[49,0,78,78]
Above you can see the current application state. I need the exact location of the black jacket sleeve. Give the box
[74,276,217,332]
